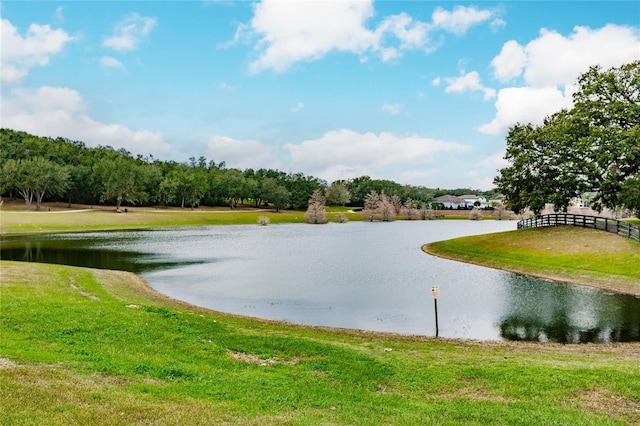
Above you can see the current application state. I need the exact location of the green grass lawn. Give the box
[1,261,639,425]
[423,226,640,296]
[0,207,363,235]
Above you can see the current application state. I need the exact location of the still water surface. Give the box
[2,221,639,343]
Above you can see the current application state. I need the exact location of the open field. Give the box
[423,226,640,296]
[2,201,639,424]
[1,260,639,425]
[0,200,362,235]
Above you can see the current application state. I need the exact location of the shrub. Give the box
[334,212,349,223]
[469,208,484,221]
[304,190,329,224]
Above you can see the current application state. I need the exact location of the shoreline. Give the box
[422,243,640,298]
[3,205,638,298]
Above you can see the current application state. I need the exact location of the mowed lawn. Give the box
[0,203,362,235]
[1,206,640,424]
[1,259,639,425]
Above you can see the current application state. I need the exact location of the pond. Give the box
[2,221,639,343]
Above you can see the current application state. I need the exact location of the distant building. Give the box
[459,194,488,208]
[433,195,466,209]
[489,194,506,206]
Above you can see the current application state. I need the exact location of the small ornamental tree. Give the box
[304,189,328,224]
[469,207,484,220]
[400,198,419,220]
[362,190,380,222]
[390,194,402,215]
[493,205,510,220]
[378,194,396,221]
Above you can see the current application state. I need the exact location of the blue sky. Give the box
[2,1,639,190]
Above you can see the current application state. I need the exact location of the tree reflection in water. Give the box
[498,274,640,343]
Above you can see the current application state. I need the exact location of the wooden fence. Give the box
[517,213,640,243]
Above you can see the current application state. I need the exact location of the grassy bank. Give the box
[1,261,639,425]
[0,205,362,235]
[423,226,640,296]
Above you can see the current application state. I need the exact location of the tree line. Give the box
[495,61,639,218]
[0,128,492,212]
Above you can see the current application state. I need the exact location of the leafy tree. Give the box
[572,61,640,213]
[495,61,639,216]
[619,176,640,217]
[494,124,548,215]
[325,181,351,206]
[221,169,251,208]
[261,178,290,213]
[161,165,208,208]
[284,172,325,209]
[1,158,34,209]
[65,165,97,206]
[95,156,148,209]
[158,172,178,207]
[0,157,68,210]
[30,157,69,211]
[304,190,328,224]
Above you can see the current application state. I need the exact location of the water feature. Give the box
[2,221,638,343]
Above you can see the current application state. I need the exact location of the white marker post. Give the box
[431,286,440,337]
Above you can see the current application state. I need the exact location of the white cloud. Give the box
[285,129,471,183]
[490,40,526,82]
[99,56,126,70]
[291,102,304,112]
[432,6,494,35]
[381,103,401,115]
[1,86,170,154]
[206,135,281,170]
[490,18,506,32]
[478,86,573,134]
[477,150,509,170]
[102,13,157,52]
[375,12,431,50]
[444,71,496,100]
[483,24,640,134]
[431,76,441,86]
[232,1,498,73]
[1,18,74,84]
[492,24,639,87]
[246,0,377,73]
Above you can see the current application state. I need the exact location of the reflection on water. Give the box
[499,274,640,343]
[2,222,639,343]
[0,234,205,273]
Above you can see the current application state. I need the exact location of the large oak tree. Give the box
[495,61,639,216]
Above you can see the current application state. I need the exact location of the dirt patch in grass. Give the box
[0,263,55,287]
[0,358,18,369]
[227,350,299,367]
[441,379,516,403]
[572,388,640,424]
